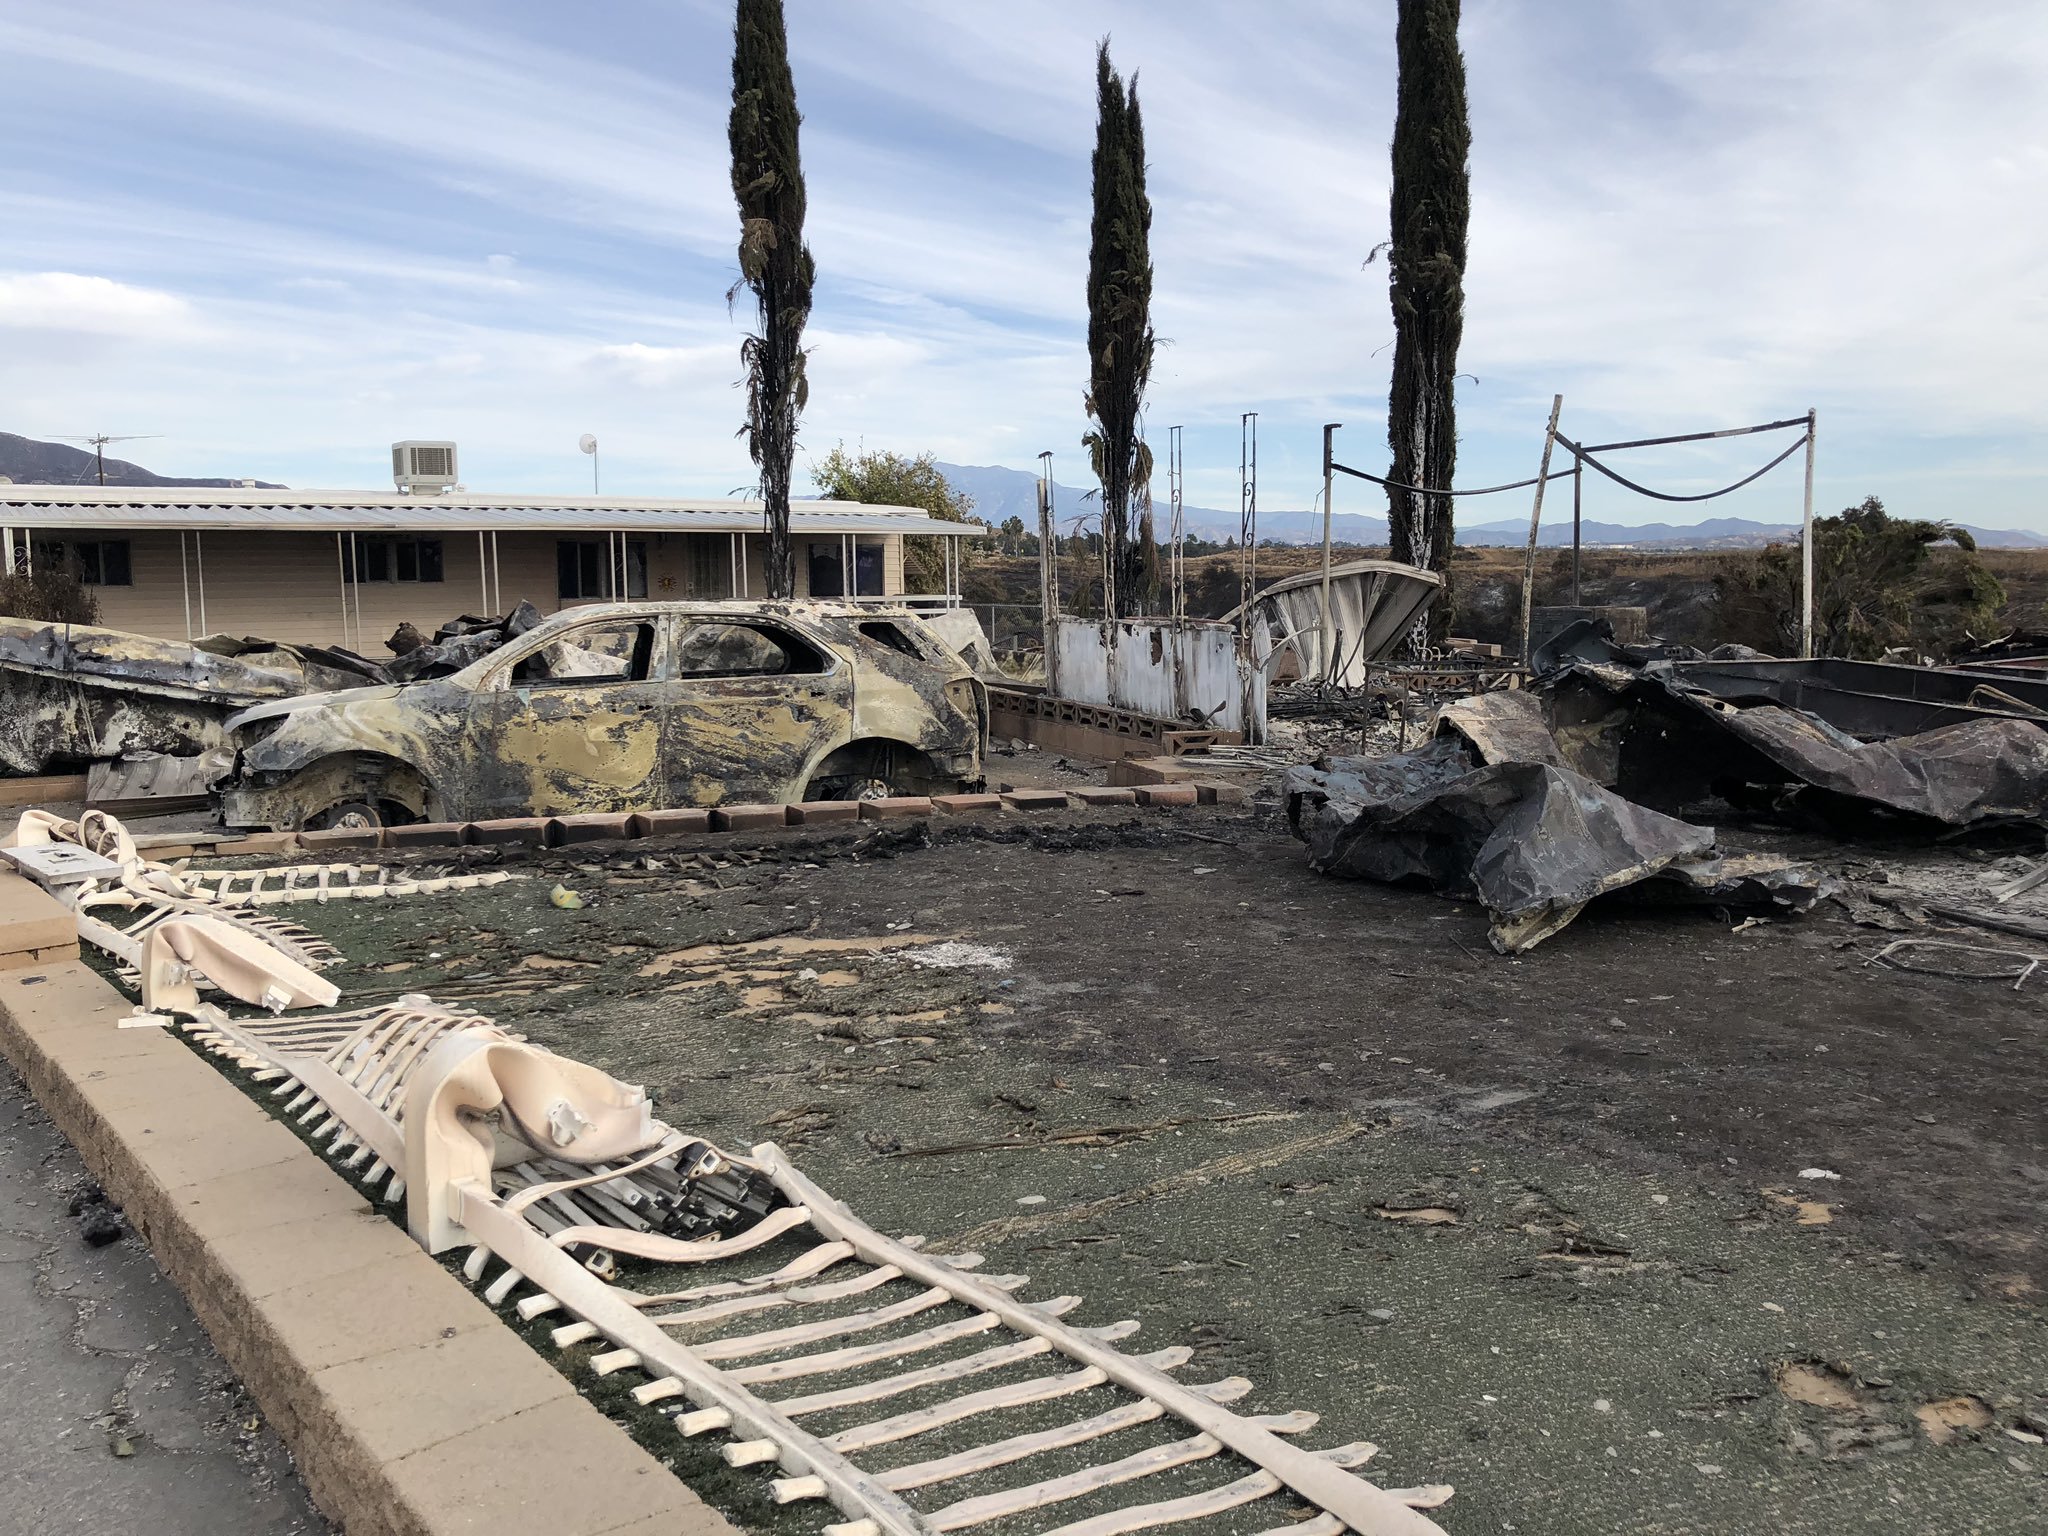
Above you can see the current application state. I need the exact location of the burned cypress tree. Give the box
[1384,0,1470,579]
[1083,39,1156,618]
[729,0,814,599]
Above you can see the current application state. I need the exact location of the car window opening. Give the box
[676,622,825,679]
[512,621,655,685]
[858,620,923,659]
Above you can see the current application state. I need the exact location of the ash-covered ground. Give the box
[250,809,2048,1535]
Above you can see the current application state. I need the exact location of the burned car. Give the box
[217,602,988,829]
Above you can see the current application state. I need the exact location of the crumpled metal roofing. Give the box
[0,485,983,537]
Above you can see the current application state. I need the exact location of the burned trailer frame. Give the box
[1664,657,2048,740]
[1457,665,2048,835]
[218,600,987,830]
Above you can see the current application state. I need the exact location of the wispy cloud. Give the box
[0,272,195,335]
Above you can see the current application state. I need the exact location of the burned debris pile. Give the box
[1286,652,2048,953]
[0,616,379,776]
[1286,724,1835,954]
[380,601,544,683]
[0,602,554,780]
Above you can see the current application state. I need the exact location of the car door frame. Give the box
[661,611,854,806]
[460,612,679,818]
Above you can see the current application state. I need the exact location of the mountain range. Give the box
[3,435,2039,549]
[0,433,283,489]
[933,460,2048,550]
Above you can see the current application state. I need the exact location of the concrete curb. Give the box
[0,955,737,1536]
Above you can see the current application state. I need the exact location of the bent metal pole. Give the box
[1801,408,1818,659]
[1518,395,1566,667]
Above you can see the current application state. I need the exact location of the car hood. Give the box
[226,683,407,732]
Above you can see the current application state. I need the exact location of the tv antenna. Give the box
[52,433,162,486]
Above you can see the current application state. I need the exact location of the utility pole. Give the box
[1570,451,1583,606]
[1237,413,1258,640]
[1319,423,1341,683]
[1037,450,1061,696]
[1801,408,1817,659]
[1517,394,1565,667]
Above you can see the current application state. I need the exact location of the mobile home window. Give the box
[344,537,443,583]
[806,539,883,598]
[557,538,648,601]
[689,536,722,597]
[30,539,131,585]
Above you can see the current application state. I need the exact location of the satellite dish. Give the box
[578,434,598,455]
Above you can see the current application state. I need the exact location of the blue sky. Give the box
[1,0,2043,528]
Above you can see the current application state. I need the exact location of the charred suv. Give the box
[218,602,987,830]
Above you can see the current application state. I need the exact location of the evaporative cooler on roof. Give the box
[391,440,458,495]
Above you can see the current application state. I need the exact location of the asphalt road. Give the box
[0,1058,330,1536]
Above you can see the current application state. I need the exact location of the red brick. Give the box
[204,832,299,859]
[1000,789,1071,812]
[629,808,712,838]
[1134,782,1199,807]
[381,822,469,848]
[1193,780,1251,807]
[789,801,860,825]
[1106,756,1196,787]
[931,793,1002,816]
[710,803,790,832]
[547,812,634,846]
[858,796,933,821]
[467,817,550,846]
[1068,786,1137,807]
[298,827,379,851]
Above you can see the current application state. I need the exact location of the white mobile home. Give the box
[0,484,980,651]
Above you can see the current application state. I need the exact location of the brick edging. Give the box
[0,962,735,1536]
[188,780,1253,861]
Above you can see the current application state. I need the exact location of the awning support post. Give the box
[189,528,206,638]
[194,530,209,637]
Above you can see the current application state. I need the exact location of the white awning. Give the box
[0,485,984,538]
